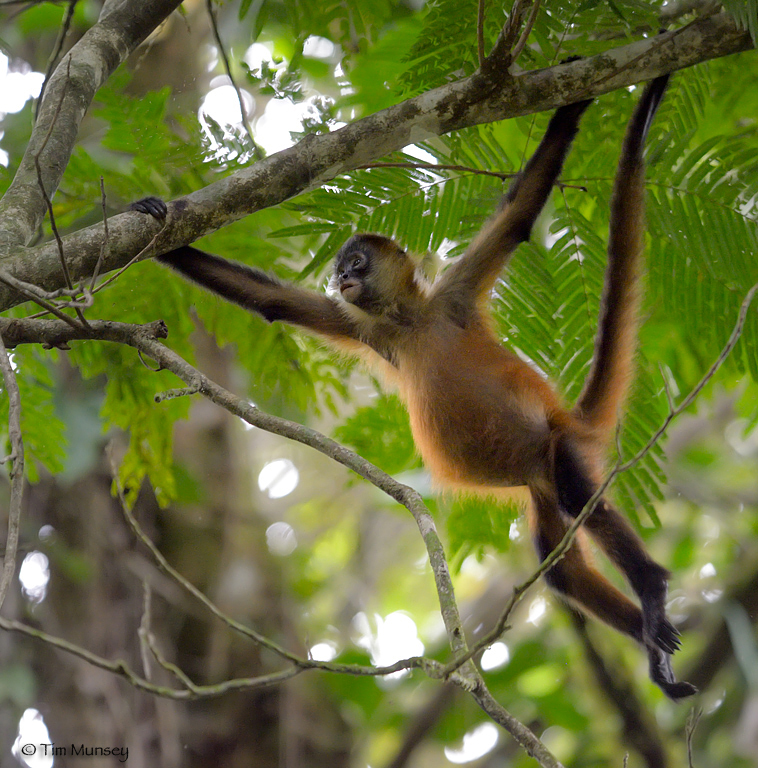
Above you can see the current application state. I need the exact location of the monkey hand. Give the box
[131,196,168,221]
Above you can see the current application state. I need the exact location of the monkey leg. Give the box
[582,501,696,698]
[529,489,644,641]
[529,488,697,700]
[550,435,679,651]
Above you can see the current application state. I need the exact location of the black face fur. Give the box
[333,234,406,314]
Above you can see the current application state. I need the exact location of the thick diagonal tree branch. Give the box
[0,0,183,253]
[0,12,751,312]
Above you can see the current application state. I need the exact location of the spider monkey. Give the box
[132,74,696,700]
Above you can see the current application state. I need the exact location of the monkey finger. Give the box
[651,618,682,655]
[130,196,168,220]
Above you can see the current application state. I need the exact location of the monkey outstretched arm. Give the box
[575,76,670,438]
[130,199,362,345]
[434,98,592,314]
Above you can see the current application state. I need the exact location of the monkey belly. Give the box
[404,376,554,489]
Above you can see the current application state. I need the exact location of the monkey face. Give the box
[335,250,369,304]
[333,233,415,315]
[333,235,388,311]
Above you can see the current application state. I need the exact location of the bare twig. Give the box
[0,270,84,331]
[485,0,533,71]
[357,161,515,181]
[34,60,74,293]
[138,581,153,680]
[205,0,263,161]
[0,613,301,699]
[108,445,303,665]
[510,0,541,64]
[154,384,202,402]
[617,283,758,475]
[0,332,24,612]
[686,708,703,768]
[477,0,486,67]
[90,177,110,292]
[32,59,90,327]
[36,0,78,120]
[144,629,198,692]
[137,582,201,693]
[91,222,168,295]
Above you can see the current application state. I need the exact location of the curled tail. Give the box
[574,76,670,437]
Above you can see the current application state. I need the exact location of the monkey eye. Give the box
[351,253,366,269]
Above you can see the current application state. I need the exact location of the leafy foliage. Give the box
[4,2,758,765]
[2,2,756,534]
[0,347,66,481]
[333,393,418,475]
[398,0,660,95]
[445,493,522,567]
[722,0,758,46]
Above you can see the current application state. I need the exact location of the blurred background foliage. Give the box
[0,1,758,767]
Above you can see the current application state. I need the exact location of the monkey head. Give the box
[332,234,416,314]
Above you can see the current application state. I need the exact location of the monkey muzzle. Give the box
[339,278,361,303]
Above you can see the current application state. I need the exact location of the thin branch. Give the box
[91,220,168,295]
[144,629,198,692]
[109,445,304,665]
[616,283,758,475]
[357,161,516,181]
[0,332,24,612]
[90,177,109,292]
[0,613,301,699]
[0,270,84,331]
[588,15,702,91]
[510,0,541,64]
[34,60,74,293]
[138,581,153,681]
[686,708,703,768]
[477,0,486,67]
[205,0,263,161]
[485,0,533,71]
[470,685,565,768]
[32,58,89,327]
[0,312,562,766]
[36,0,78,120]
